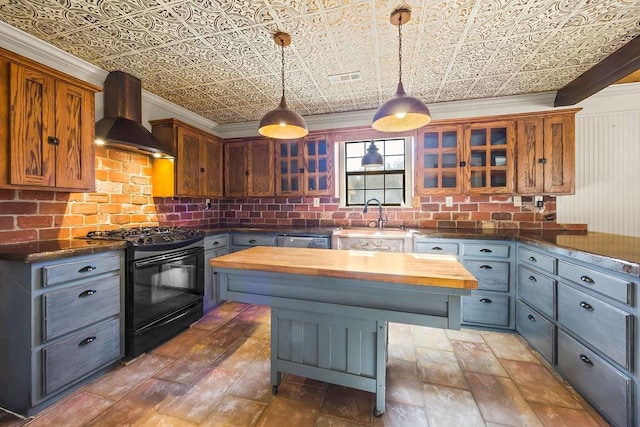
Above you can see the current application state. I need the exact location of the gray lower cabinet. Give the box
[230,232,276,253]
[414,238,515,330]
[516,242,636,427]
[0,251,124,416]
[204,233,230,312]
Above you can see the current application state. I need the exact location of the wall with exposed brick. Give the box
[0,147,219,244]
[218,195,587,231]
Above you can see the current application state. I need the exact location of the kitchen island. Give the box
[210,246,477,416]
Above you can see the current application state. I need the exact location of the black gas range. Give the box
[86,226,205,358]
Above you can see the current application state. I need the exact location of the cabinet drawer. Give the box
[207,247,229,259]
[43,276,121,341]
[414,241,459,255]
[557,329,632,427]
[516,301,554,363]
[517,265,554,318]
[205,234,229,250]
[43,254,121,287]
[463,243,510,258]
[231,234,275,247]
[557,260,632,305]
[462,292,509,326]
[557,283,632,370]
[43,318,121,395]
[517,246,555,274]
[463,260,509,292]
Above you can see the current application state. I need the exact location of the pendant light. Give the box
[361,141,384,168]
[372,8,431,132]
[259,32,308,139]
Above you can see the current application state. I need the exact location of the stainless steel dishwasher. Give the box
[275,234,331,249]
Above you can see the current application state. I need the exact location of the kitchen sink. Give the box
[331,227,417,252]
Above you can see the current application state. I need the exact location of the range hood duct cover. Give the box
[95,71,174,157]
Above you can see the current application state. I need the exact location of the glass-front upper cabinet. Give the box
[465,121,515,194]
[275,134,333,196]
[416,125,464,194]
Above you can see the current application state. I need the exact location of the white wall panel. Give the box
[557,84,640,237]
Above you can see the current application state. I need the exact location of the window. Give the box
[343,138,412,206]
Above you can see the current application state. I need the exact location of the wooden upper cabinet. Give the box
[224,138,274,197]
[416,125,464,195]
[516,110,577,195]
[151,118,223,198]
[275,133,334,196]
[465,120,515,194]
[1,53,97,191]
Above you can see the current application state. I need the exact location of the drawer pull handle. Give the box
[212,241,220,246]
[431,246,443,251]
[528,275,537,282]
[480,248,493,253]
[579,354,594,366]
[78,265,97,273]
[479,265,493,270]
[580,275,594,284]
[479,298,492,304]
[528,256,537,262]
[78,289,97,298]
[579,301,594,311]
[249,239,257,244]
[78,336,97,346]
[527,314,535,322]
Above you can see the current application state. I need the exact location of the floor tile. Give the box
[315,415,368,426]
[411,325,453,351]
[385,368,424,407]
[201,321,251,348]
[199,396,266,427]
[257,382,326,427]
[84,353,174,400]
[22,392,113,427]
[530,402,606,427]
[150,327,210,358]
[213,336,269,372]
[0,410,27,427]
[226,354,274,404]
[465,371,543,426]
[154,355,214,385]
[320,384,373,425]
[422,383,485,427]
[158,366,242,423]
[445,328,484,343]
[500,359,582,409]
[386,357,419,379]
[372,400,428,427]
[480,330,539,362]
[386,344,415,363]
[135,413,198,427]
[451,340,508,377]
[415,347,467,389]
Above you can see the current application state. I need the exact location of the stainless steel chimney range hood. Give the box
[95,71,174,158]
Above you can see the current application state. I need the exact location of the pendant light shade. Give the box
[372,8,431,132]
[361,141,384,168]
[259,32,308,139]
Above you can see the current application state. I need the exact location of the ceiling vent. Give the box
[328,72,362,84]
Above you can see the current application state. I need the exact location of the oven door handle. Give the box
[133,301,201,336]
[134,248,201,268]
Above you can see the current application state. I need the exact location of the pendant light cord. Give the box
[280,38,285,99]
[398,15,403,84]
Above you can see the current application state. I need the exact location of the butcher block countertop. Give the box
[210,246,478,290]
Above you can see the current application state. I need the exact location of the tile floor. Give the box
[0,302,610,426]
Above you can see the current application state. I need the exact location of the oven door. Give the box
[129,246,204,334]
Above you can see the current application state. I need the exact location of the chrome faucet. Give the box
[362,198,388,230]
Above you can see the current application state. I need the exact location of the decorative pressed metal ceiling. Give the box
[1,0,639,125]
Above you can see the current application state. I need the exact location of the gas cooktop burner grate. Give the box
[86,226,204,247]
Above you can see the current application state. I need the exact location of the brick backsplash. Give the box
[0,147,219,244]
[0,147,586,245]
[219,195,587,232]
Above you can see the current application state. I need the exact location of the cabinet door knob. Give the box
[245,170,249,176]
[78,289,97,298]
[200,167,205,173]
[47,136,60,146]
[78,336,97,346]
[78,265,97,273]
[579,354,593,366]
[579,301,594,311]
[528,256,537,262]
[528,275,537,282]
[527,314,536,322]
[538,158,547,164]
[431,246,443,251]
[479,265,493,269]
[249,239,257,244]
[459,161,467,167]
[479,298,492,304]
[580,275,594,284]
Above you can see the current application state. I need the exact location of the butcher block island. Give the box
[210,246,477,417]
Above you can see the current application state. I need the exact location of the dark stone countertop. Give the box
[0,227,638,276]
